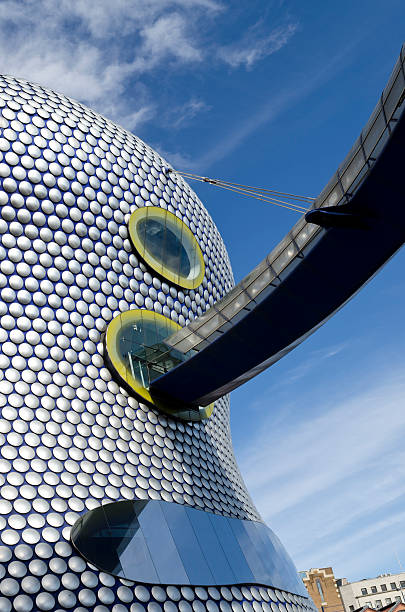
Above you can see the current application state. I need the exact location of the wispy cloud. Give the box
[192,42,358,171]
[0,0,222,129]
[218,22,298,69]
[148,144,194,173]
[275,343,349,387]
[237,357,405,577]
[242,375,405,514]
[167,98,212,129]
[0,1,300,138]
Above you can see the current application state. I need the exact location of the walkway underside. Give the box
[150,47,405,409]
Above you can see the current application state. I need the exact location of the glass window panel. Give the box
[363,111,386,158]
[71,502,159,583]
[194,313,226,338]
[272,248,293,275]
[251,523,280,581]
[220,291,251,320]
[383,68,405,120]
[192,308,217,330]
[162,502,214,585]
[209,514,254,584]
[341,149,365,191]
[316,579,326,602]
[71,508,125,577]
[317,173,339,207]
[186,506,236,585]
[229,517,267,584]
[173,335,202,353]
[268,235,292,263]
[239,260,268,289]
[324,185,343,207]
[338,138,361,175]
[384,56,402,97]
[71,499,305,593]
[128,206,204,289]
[362,101,382,140]
[138,500,189,584]
[245,268,274,300]
[295,226,312,249]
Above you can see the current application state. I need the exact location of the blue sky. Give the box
[1,0,405,584]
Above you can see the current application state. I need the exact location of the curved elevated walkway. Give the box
[150,45,405,409]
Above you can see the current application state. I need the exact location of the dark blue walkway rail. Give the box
[150,44,405,409]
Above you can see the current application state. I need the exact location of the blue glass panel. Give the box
[71,499,306,593]
[229,517,267,583]
[243,520,274,584]
[162,501,214,585]
[71,501,159,582]
[138,218,191,277]
[118,525,159,583]
[254,523,278,578]
[209,513,254,583]
[186,506,236,585]
[138,500,189,584]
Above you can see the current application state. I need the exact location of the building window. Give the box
[349,607,354,612]
[386,598,392,604]
[362,589,368,595]
[316,579,326,603]
[401,582,405,588]
[391,583,397,590]
[376,601,382,608]
[70,498,300,586]
[366,603,372,607]
[104,309,213,421]
[371,587,378,594]
[381,585,387,592]
[128,206,205,290]
[395,596,401,602]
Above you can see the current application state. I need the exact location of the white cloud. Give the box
[218,22,297,69]
[236,356,405,577]
[0,1,300,142]
[242,375,405,514]
[166,98,211,129]
[118,105,157,132]
[140,13,202,64]
[148,143,195,172]
[0,0,221,128]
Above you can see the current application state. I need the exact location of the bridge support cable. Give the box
[164,168,313,214]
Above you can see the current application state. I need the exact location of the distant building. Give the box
[350,601,405,612]
[338,572,405,612]
[301,568,345,612]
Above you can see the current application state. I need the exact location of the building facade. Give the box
[0,75,311,610]
[338,573,405,612]
[301,568,345,612]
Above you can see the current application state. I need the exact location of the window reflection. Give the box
[104,309,211,421]
[138,218,191,277]
[128,207,205,289]
[71,499,306,594]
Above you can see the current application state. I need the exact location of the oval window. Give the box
[128,207,205,289]
[104,309,213,421]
